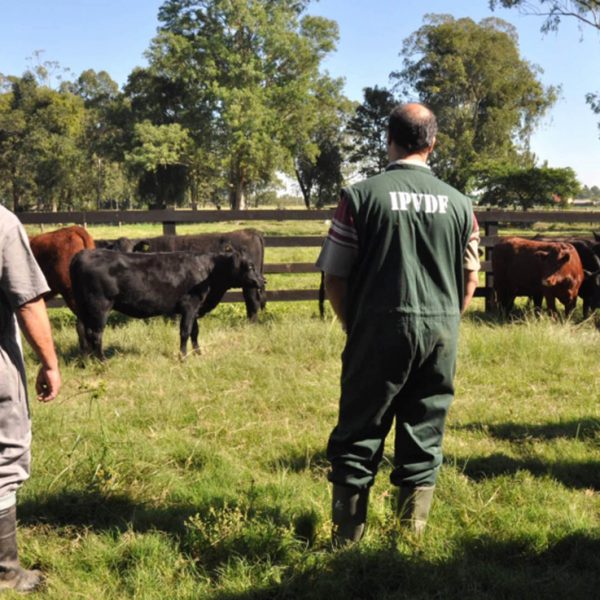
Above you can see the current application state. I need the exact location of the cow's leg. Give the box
[563,297,577,318]
[179,307,197,359]
[497,294,514,317]
[76,318,87,352]
[533,294,544,316]
[583,300,590,319]
[86,328,106,361]
[544,294,559,318]
[242,287,260,322]
[191,319,201,354]
[79,302,111,360]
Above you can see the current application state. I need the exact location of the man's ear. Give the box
[429,136,436,153]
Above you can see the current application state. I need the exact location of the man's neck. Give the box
[388,144,430,165]
[388,156,429,167]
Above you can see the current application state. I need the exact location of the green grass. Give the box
[15,300,600,599]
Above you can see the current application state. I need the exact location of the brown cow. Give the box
[492,237,584,317]
[29,225,95,346]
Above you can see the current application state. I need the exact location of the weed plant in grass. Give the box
[15,303,600,598]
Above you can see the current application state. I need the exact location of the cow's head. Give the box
[224,247,266,290]
[579,269,600,309]
[132,239,151,252]
[537,246,572,288]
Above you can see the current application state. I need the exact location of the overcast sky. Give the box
[1,0,598,186]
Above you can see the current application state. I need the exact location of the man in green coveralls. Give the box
[316,103,480,545]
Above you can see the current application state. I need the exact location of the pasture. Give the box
[17,299,600,599]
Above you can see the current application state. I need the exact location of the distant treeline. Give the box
[0,3,592,213]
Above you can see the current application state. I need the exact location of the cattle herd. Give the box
[27,226,600,363]
[29,226,266,359]
[492,235,600,318]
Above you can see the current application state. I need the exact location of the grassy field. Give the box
[14,297,600,600]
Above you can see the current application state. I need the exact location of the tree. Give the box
[140,0,340,209]
[125,121,193,207]
[490,2,600,136]
[345,86,397,178]
[0,72,87,212]
[293,74,350,208]
[66,70,134,209]
[391,15,558,192]
[478,164,580,209]
[489,1,600,32]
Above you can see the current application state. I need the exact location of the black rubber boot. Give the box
[0,505,44,593]
[396,485,435,537]
[331,484,369,548]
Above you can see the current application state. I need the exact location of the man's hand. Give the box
[16,296,61,402]
[36,365,61,402]
[324,273,348,332]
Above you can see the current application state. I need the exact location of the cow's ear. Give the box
[133,240,150,252]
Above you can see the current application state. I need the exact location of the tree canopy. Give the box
[478,164,580,209]
[489,1,600,32]
[345,86,397,178]
[490,1,600,138]
[391,15,558,192]
[135,0,343,209]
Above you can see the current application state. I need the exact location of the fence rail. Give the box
[19,209,600,312]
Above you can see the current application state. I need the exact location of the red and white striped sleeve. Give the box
[315,192,359,277]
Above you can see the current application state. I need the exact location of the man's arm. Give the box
[462,269,479,313]
[16,296,61,402]
[324,273,348,331]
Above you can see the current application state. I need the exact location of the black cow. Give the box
[70,248,264,359]
[94,237,139,252]
[131,229,266,320]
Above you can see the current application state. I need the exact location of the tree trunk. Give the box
[294,167,312,209]
[228,164,246,210]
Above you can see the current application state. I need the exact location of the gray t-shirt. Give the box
[0,205,49,399]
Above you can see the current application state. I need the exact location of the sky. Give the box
[1,0,599,187]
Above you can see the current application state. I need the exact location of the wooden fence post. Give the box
[163,221,177,235]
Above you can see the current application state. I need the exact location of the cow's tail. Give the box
[76,226,96,250]
[318,271,325,319]
[256,230,267,309]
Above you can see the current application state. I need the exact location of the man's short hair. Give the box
[388,103,437,153]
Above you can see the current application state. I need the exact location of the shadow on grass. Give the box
[211,532,600,600]
[60,342,143,365]
[18,489,199,536]
[18,490,600,598]
[455,418,600,442]
[450,452,600,490]
[269,447,329,474]
[18,487,318,544]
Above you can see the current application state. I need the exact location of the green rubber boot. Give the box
[331,484,369,548]
[0,505,44,593]
[396,485,435,537]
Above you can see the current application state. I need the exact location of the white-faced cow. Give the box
[70,248,265,360]
[130,229,266,320]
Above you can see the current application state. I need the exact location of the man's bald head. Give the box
[388,103,437,154]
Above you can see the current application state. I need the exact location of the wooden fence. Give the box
[18,209,600,312]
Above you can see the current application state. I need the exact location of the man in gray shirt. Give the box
[0,204,61,593]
